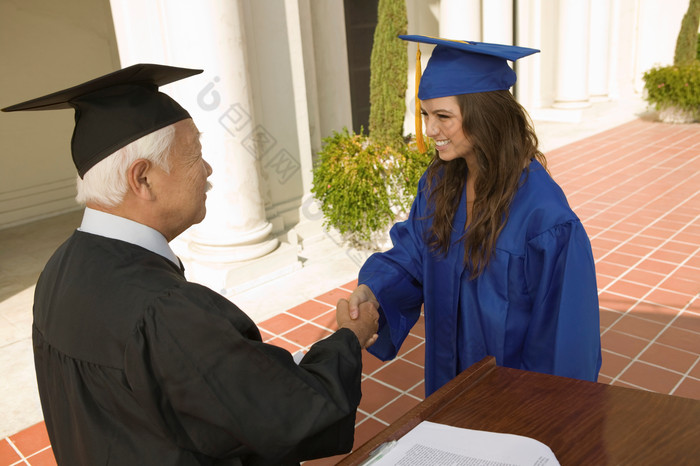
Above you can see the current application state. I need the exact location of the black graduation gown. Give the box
[33,231,362,465]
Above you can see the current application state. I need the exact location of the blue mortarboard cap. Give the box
[400,35,539,99]
[399,35,539,152]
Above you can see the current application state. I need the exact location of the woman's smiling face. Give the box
[421,96,474,163]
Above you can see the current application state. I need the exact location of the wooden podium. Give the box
[339,356,700,465]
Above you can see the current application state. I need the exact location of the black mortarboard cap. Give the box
[2,63,203,178]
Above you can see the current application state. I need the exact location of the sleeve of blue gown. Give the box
[358,178,427,362]
[523,220,602,381]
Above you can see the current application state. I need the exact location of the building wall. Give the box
[403,0,690,133]
[244,0,352,238]
[106,0,352,247]
[265,0,354,236]
[244,0,307,233]
[0,0,120,228]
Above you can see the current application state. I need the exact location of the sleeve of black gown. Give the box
[123,282,362,463]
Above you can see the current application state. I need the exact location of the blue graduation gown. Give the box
[359,160,602,396]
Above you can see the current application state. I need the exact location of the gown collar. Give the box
[78,207,180,268]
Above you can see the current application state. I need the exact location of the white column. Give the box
[482,0,513,45]
[284,0,316,194]
[309,0,352,140]
[109,0,280,293]
[161,1,279,265]
[108,0,167,65]
[553,0,591,108]
[514,0,543,109]
[588,0,612,101]
[440,0,480,40]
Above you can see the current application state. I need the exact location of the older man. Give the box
[2,64,378,465]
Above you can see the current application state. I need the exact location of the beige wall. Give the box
[0,0,120,228]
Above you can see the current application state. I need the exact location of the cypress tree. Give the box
[673,0,700,65]
[368,0,408,150]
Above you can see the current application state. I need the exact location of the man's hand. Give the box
[348,284,380,320]
[337,298,379,349]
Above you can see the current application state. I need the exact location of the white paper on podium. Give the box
[361,421,560,466]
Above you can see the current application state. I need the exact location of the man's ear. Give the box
[127,159,155,200]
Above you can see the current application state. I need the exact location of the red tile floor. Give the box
[2,118,699,465]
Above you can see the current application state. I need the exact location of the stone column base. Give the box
[185,241,300,296]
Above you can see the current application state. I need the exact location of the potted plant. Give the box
[311,130,431,250]
[642,62,700,123]
[642,0,700,123]
[311,0,432,251]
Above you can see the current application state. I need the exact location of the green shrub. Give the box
[642,63,700,116]
[311,0,425,249]
[674,0,700,65]
[368,0,408,150]
[311,129,432,248]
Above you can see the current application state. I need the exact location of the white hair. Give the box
[76,124,176,207]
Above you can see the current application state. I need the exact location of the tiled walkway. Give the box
[1,118,699,465]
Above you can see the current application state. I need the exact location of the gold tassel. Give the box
[415,44,426,153]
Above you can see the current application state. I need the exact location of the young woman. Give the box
[349,35,601,396]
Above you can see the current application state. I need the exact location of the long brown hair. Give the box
[424,90,546,278]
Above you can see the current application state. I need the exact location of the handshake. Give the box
[336,284,381,350]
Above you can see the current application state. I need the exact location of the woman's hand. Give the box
[348,284,380,320]
[336,299,379,349]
